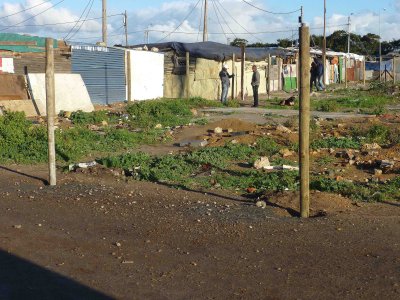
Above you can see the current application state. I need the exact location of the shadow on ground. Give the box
[0,249,113,300]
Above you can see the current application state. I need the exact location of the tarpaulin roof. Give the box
[129,41,289,62]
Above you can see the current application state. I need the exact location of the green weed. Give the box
[311,137,361,149]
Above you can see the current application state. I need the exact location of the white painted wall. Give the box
[27,74,94,115]
[128,50,164,101]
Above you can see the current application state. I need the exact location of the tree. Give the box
[230,38,248,47]
[277,38,293,48]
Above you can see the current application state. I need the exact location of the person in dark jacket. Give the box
[310,60,318,91]
[219,64,234,104]
[315,57,325,91]
[251,65,260,107]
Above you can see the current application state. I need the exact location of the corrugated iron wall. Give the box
[13,52,71,75]
[71,46,126,104]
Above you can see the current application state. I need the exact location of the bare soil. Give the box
[0,164,399,300]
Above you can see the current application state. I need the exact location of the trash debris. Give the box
[154,123,163,129]
[362,143,381,151]
[276,124,292,134]
[179,140,208,147]
[247,187,257,193]
[256,200,267,209]
[253,157,271,170]
[264,165,299,171]
[69,161,98,171]
[214,127,223,134]
[13,225,22,229]
[374,169,383,176]
[280,96,295,106]
[379,160,395,170]
[279,148,294,158]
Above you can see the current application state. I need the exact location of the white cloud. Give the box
[0,0,104,41]
[0,0,399,46]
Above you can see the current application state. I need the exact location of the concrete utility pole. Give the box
[379,8,386,82]
[347,14,353,53]
[45,38,56,186]
[299,24,311,218]
[124,10,128,47]
[322,0,326,84]
[102,0,107,46]
[203,0,208,42]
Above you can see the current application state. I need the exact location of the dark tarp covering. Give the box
[130,41,289,62]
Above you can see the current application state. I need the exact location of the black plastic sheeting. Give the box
[130,41,290,62]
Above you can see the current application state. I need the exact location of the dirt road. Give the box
[0,165,399,300]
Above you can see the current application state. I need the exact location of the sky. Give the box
[0,0,398,46]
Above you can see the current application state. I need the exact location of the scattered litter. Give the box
[13,225,22,229]
[379,160,395,170]
[179,140,208,148]
[253,157,270,170]
[122,260,134,264]
[230,131,250,137]
[264,165,299,171]
[362,143,381,151]
[154,123,163,129]
[69,161,97,171]
[256,200,267,209]
[214,127,223,134]
[276,124,292,134]
[247,187,257,193]
[280,96,295,106]
[279,148,294,158]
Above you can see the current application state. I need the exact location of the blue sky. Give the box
[0,0,398,44]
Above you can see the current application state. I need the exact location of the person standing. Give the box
[251,65,260,107]
[219,64,234,104]
[316,58,325,91]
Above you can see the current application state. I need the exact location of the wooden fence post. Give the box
[393,58,396,84]
[186,51,190,100]
[363,59,366,86]
[231,53,235,100]
[240,44,245,101]
[45,38,56,186]
[299,24,310,218]
[267,54,271,99]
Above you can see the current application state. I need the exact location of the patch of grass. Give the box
[193,118,209,125]
[0,111,163,164]
[311,176,400,202]
[69,110,118,125]
[311,137,361,150]
[254,137,282,156]
[99,140,299,192]
[315,155,335,165]
[126,97,222,128]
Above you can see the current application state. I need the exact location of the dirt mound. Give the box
[265,191,356,217]
[205,118,257,132]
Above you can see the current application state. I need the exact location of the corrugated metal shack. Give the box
[71,45,126,105]
[71,45,165,104]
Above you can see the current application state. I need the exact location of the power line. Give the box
[210,0,227,41]
[156,0,202,43]
[0,0,66,32]
[197,0,204,42]
[215,0,262,42]
[2,14,122,28]
[67,0,95,41]
[241,0,301,15]
[0,0,53,20]
[212,0,237,39]
[64,0,92,40]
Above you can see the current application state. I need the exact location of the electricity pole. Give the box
[102,0,107,46]
[322,0,326,83]
[203,0,208,42]
[347,14,352,53]
[124,10,128,47]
